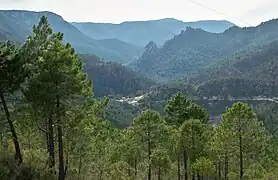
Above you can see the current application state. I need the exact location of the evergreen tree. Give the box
[22,16,92,179]
[132,109,167,180]
[0,41,27,164]
[221,102,270,179]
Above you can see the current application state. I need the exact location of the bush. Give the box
[0,152,55,180]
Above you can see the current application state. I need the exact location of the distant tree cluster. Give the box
[197,78,278,98]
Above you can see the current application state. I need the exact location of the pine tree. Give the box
[0,41,27,164]
[221,102,270,179]
[132,109,167,180]
[22,16,92,179]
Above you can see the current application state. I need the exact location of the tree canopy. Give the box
[1,16,278,180]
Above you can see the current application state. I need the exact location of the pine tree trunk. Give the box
[99,169,103,180]
[28,131,31,149]
[0,92,22,164]
[77,155,82,180]
[64,142,69,179]
[213,162,217,180]
[148,137,151,180]
[128,160,131,177]
[239,133,243,180]
[192,173,195,180]
[178,154,181,180]
[48,113,55,170]
[57,96,65,180]
[158,166,161,180]
[224,153,228,180]
[58,121,64,180]
[183,150,188,180]
[46,130,49,154]
[218,161,221,180]
[134,158,137,179]
[191,125,196,180]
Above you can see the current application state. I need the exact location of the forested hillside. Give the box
[81,54,155,97]
[191,39,278,82]
[2,15,278,180]
[0,10,154,98]
[130,19,278,81]
[0,10,141,63]
[188,38,278,98]
[72,19,235,46]
[197,78,278,98]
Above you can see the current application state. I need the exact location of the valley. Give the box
[110,92,278,127]
[1,7,278,180]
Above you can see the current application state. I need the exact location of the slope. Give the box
[95,38,143,64]
[0,10,141,63]
[72,18,235,46]
[191,39,278,84]
[81,54,155,97]
[190,39,278,98]
[130,18,278,82]
[196,78,278,99]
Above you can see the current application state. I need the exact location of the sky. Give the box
[0,0,277,27]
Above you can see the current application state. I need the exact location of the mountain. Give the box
[0,10,141,63]
[130,19,278,82]
[189,39,278,98]
[95,38,143,64]
[191,39,278,84]
[81,54,155,97]
[72,18,235,46]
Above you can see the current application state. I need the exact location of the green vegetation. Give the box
[2,15,278,180]
[81,54,155,97]
[196,78,278,98]
[187,39,278,98]
[129,18,278,99]
[191,39,278,84]
[0,9,154,98]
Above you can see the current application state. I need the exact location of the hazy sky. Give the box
[0,0,277,26]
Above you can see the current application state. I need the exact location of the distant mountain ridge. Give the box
[0,10,141,63]
[130,18,278,82]
[0,10,236,64]
[72,18,235,46]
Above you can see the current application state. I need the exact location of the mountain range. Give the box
[0,10,235,64]
[2,9,278,100]
[130,19,278,82]
[0,10,142,63]
[2,9,278,126]
[72,19,235,46]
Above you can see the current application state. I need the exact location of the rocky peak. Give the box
[144,41,159,54]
